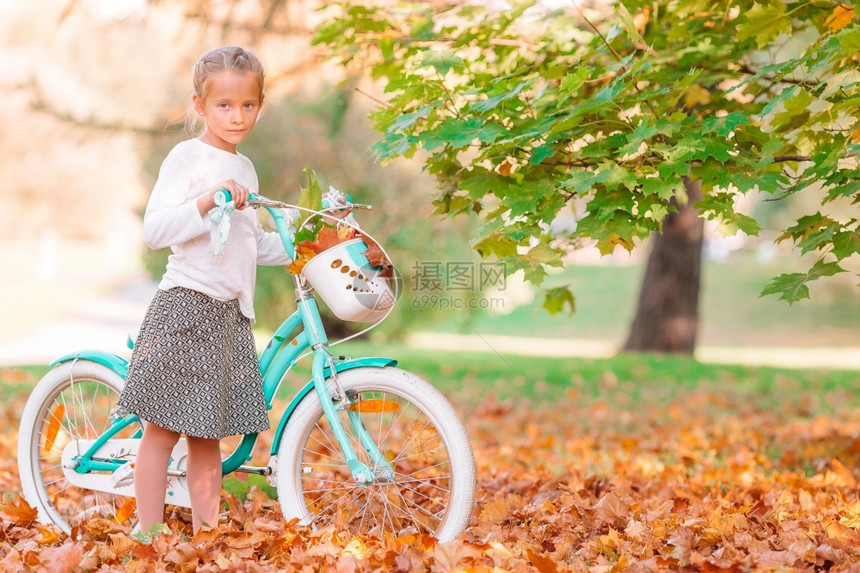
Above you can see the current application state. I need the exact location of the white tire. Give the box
[277,367,475,542]
[17,360,140,534]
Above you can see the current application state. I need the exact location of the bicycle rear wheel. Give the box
[17,360,141,534]
[277,366,475,542]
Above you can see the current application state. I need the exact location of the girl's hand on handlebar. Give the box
[198,180,250,215]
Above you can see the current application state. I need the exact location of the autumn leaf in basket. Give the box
[358,231,394,280]
[288,225,358,274]
[287,244,317,274]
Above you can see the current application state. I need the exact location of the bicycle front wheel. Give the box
[17,360,141,534]
[277,366,476,542]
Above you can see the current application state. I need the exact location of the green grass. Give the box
[425,253,860,348]
[273,341,860,412]
[5,344,857,413]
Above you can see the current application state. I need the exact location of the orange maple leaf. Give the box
[824,4,854,31]
[0,496,38,526]
[358,231,393,279]
[316,225,343,252]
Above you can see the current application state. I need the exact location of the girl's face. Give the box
[193,71,264,154]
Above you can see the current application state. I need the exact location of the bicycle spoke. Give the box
[291,376,469,541]
[307,423,342,461]
[302,477,357,488]
[376,394,387,461]
[393,474,451,493]
[391,416,435,466]
[79,385,101,439]
[310,484,365,524]
[390,484,443,529]
[357,488,372,534]
[395,442,446,466]
[391,479,444,508]
[374,394,410,451]
[26,371,143,534]
[41,476,68,487]
[396,458,450,476]
[300,462,352,469]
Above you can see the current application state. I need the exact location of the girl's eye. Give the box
[219,103,229,109]
[244,103,256,109]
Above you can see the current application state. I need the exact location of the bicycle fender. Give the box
[50,350,129,379]
[270,356,397,456]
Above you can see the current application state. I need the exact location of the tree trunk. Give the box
[623,177,705,354]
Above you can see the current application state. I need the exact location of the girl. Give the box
[117,46,292,534]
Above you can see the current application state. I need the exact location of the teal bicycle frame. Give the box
[52,195,397,486]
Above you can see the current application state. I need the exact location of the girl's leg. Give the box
[135,423,181,531]
[186,435,223,532]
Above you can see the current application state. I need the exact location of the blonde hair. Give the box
[184,46,266,134]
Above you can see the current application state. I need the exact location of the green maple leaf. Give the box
[576,211,639,246]
[642,176,682,201]
[596,232,635,255]
[825,179,860,202]
[470,81,530,113]
[799,221,838,255]
[760,272,811,304]
[298,167,323,216]
[696,192,762,236]
[734,169,789,194]
[659,137,705,165]
[421,117,505,150]
[781,213,831,243]
[504,180,554,217]
[389,106,432,132]
[731,213,762,237]
[559,67,590,98]
[701,111,749,137]
[459,170,520,200]
[529,143,555,165]
[615,2,646,46]
[839,27,860,54]
[421,50,464,75]
[619,118,660,156]
[589,187,636,222]
[504,241,563,286]
[832,229,860,260]
[473,232,518,258]
[755,137,785,169]
[725,60,800,95]
[372,132,418,161]
[737,1,792,48]
[543,286,576,315]
[771,88,813,131]
[562,169,610,194]
[694,137,735,164]
[760,260,844,304]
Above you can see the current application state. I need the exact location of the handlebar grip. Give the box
[214,189,296,259]
[214,189,257,204]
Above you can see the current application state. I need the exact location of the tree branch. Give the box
[30,90,165,136]
[569,1,661,121]
[773,155,811,162]
[353,87,392,109]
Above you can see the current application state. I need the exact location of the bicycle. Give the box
[17,192,476,542]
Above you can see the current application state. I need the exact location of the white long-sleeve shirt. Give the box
[143,138,292,322]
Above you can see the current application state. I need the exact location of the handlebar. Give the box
[214,189,372,213]
[214,189,297,259]
[213,188,399,340]
[212,189,373,264]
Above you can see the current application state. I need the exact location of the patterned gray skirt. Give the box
[117,287,270,439]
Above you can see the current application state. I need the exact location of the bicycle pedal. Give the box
[266,456,278,488]
[111,462,135,487]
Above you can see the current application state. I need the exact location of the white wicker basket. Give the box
[301,238,394,323]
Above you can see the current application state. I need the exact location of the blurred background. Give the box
[1,0,858,368]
